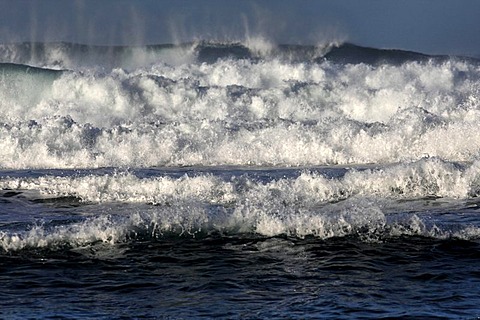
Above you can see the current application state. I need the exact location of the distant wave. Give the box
[0,42,196,70]
[0,62,63,74]
[1,40,476,70]
[0,40,325,69]
[324,43,445,65]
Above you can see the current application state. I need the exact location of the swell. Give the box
[0,62,64,74]
[2,41,476,70]
[0,42,196,70]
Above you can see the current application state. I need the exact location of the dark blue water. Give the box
[1,166,480,319]
[2,234,480,319]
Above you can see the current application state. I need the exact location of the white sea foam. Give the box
[1,158,478,203]
[0,57,479,169]
[1,191,478,252]
[244,36,275,57]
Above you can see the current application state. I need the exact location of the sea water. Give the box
[1,40,480,318]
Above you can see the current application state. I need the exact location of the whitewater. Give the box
[1,41,480,168]
[1,40,480,319]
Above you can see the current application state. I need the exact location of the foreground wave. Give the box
[1,158,480,252]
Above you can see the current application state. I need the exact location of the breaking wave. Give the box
[2,158,480,251]
[0,43,479,169]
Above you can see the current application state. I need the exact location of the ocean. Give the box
[1,39,480,319]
